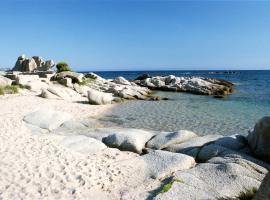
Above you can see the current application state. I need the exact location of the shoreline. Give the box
[0,70,269,199]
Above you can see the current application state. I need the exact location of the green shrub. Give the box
[238,187,257,200]
[0,85,19,95]
[56,62,72,72]
[0,87,4,95]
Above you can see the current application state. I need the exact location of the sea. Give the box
[81,70,270,136]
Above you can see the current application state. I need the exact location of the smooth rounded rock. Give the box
[248,116,270,162]
[23,109,73,131]
[102,128,155,153]
[0,76,12,86]
[140,150,195,179]
[59,135,107,154]
[87,89,114,105]
[164,135,222,158]
[146,130,197,150]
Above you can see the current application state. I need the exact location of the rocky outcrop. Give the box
[23,109,270,200]
[135,75,234,97]
[248,116,270,163]
[5,70,235,103]
[12,54,55,72]
[155,155,267,200]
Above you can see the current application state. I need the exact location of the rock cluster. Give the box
[13,54,55,72]
[135,75,234,97]
[2,70,155,103]
[23,109,270,199]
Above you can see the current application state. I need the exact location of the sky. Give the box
[0,0,270,71]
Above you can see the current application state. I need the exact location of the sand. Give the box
[0,93,139,199]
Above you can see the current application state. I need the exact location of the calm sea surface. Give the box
[81,70,270,136]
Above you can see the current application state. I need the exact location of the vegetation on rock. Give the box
[56,62,72,72]
[157,179,184,195]
[238,187,257,200]
[78,78,96,86]
[0,85,19,95]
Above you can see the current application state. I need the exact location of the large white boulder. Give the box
[155,155,267,200]
[164,135,222,158]
[56,71,84,83]
[15,74,40,85]
[146,130,197,150]
[140,150,195,179]
[22,58,37,72]
[248,116,270,163]
[102,128,155,153]
[23,109,73,131]
[87,88,114,105]
[43,86,83,101]
[59,135,107,154]
[0,76,12,86]
[40,88,61,99]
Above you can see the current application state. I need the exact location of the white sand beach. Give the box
[0,93,141,199]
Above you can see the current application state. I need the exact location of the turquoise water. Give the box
[86,70,270,136]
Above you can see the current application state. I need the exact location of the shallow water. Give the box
[87,70,270,136]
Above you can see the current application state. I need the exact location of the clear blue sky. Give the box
[1,0,270,71]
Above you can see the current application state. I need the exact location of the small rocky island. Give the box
[0,55,268,200]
